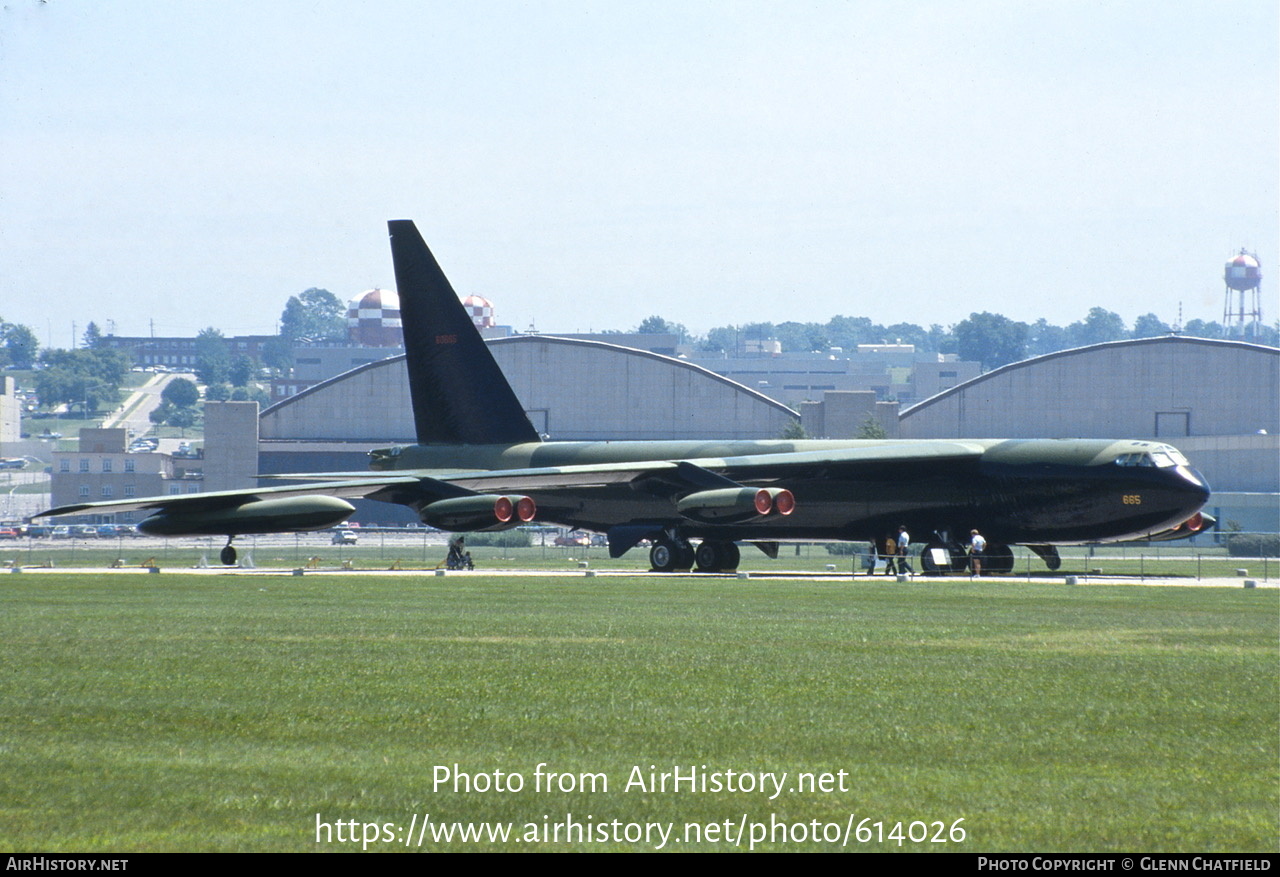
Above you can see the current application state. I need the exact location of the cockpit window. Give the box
[1114,447,1188,468]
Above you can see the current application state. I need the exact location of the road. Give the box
[101,372,194,435]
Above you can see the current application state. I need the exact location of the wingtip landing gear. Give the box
[220,538,237,566]
[1027,544,1061,571]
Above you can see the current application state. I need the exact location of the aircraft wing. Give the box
[257,441,987,494]
[36,441,985,540]
[436,441,986,493]
[35,476,424,519]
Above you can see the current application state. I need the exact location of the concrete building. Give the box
[797,392,900,439]
[687,347,980,411]
[98,334,276,368]
[50,428,204,522]
[0,377,20,446]
[202,402,259,493]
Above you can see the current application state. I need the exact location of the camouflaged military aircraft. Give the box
[38,220,1213,572]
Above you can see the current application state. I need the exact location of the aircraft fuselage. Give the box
[373,437,1210,547]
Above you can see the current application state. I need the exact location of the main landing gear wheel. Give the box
[650,538,695,572]
[920,540,966,574]
[220,538,237,566]
[694,540,741,572]
[985,543,1015,575]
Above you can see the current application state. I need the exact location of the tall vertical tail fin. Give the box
[388,220,541,445]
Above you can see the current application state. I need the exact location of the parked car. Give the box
[331,530,358,545]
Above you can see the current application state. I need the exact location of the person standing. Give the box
[969,529,986,576]
[897,526,913,575]
[882,534,898,575]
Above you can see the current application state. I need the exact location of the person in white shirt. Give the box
[969,529,987,576]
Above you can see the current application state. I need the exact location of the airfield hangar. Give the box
[255,334,798,483]
[898,336,1280,531]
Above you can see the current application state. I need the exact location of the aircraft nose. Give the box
[1172,465,1211,511]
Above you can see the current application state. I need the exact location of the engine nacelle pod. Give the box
[420,494,536,531]
[676,487,796,524]
[138,495,355,537]
[761,488,796,516]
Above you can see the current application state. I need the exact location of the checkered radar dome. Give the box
[346,288,402,346]
[347,289,496,345]
[463,295,496,329]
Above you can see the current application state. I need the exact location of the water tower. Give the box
[1222,249,1262,338]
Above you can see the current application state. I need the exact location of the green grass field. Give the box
[0,573,1275,852]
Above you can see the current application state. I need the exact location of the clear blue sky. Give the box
[2,0,1276,345]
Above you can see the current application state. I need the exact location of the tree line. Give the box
[636,308,1277,371]
[8,292,1277,418]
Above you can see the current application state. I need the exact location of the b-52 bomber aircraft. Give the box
[38,220,1213,573]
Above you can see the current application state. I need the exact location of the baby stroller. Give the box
[446,538,474,570]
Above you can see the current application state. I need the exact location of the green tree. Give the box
[1182,319,1225,340]
[856,414,888,439]
[261,335,295,372]
[1068,307,1127,347]
[34,348,130,414]
[150,401,199,434]
[1027,318,1069,356]
[774,321,828,353]
[3,322,39,369]
[194,328,232,385]
[927,323,955,356]
[779,420,808,440]
[883,322,938,351]
[740,322,776,344]
[34,368,116,416]
[280,288,346,342]
[825,315,880,350]
[1132,313,1171,339]
[635,316,689,341]
[204,382,232,402]
[82,321,103,349]
[167,405,198,434]
[952,312,1029,370]
[1253,322,1279,347]
[698,326,738,355]
[162,377,201,408]
[40,347,130,386]
[229,355,255,387]
[229,384,271,405]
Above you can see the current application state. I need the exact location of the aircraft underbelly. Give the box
[523,460,1206,547]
